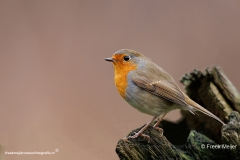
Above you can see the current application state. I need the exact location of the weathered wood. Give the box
[116,112,240,160]
[116,66,240,160]
[180,66,236,142]
[222,111,240,158]
[211,66,240,112]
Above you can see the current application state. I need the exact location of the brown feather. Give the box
[132,77,189,107]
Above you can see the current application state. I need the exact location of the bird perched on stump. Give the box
[105,49,225,140]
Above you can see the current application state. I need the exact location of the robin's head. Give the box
[105,49,147,97]
[105,49,147,72]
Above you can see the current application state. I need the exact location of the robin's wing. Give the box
[132,76,189,107]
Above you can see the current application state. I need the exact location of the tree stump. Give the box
[116,66,240,160]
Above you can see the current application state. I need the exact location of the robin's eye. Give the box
[123,56,131,61]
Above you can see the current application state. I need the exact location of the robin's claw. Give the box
[128,132,151,142]
[154,127,164,136]
[140,134,150,143]
[128,132,139,139]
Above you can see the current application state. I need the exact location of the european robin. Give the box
[105,49,225,140]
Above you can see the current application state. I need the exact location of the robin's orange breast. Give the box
[113,61,137,98]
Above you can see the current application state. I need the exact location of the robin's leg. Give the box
[127,116,157,141]
[153,113,167,136]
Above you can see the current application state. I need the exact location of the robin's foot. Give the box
[128,132,150,142]
[153,126,164,136]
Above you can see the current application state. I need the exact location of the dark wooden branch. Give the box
[116,66,240,160]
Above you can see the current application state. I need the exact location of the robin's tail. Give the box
[184,95,225,125]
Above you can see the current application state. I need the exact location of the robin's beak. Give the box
[104,57,114,62]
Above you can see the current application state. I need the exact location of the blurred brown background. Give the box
[0,1,240,160]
